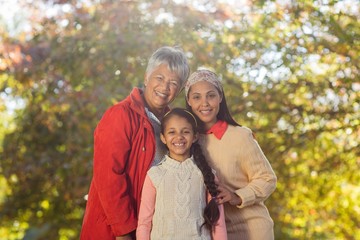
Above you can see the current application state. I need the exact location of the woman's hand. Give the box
[216,183,242,206]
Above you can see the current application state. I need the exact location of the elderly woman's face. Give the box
[144,64,181,114]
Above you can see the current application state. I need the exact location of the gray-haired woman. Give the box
[80,46,190,240]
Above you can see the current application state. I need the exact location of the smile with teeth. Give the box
[200,109,212,114]
[155,91,168,98]
[173,142,185,147]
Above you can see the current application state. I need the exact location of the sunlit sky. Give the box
[0,0,30,36]
[1,0,358,32]
[1,0,358,37]
[0,0,359,114]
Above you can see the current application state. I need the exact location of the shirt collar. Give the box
[206,120,228,140]
[145,107,161,125]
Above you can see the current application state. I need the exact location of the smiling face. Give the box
[160,115,198,161]
[144,64,181,117]
[187,81,223,130]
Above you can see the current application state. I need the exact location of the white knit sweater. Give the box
[147,155,211,240]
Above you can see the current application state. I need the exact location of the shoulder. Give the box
[226,125,253,138]
[148,164,163,174]
[100,90,145,123]
[97,102,131,128]
[95,101,144,141]
[102,88,144,116]
[147,164,167,187]
[108,101,132,116]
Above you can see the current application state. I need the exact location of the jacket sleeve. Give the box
[234,128,277,208]
[93,106,136,236]
[136,175,156,240]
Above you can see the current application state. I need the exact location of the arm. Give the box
[93,106,136,236]
[235,129,277,208]
[136,175,156,240]
[217,128,277,208]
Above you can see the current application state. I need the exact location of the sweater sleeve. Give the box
[93,106,136,236]
[234,128,277,208]
[136,175,156,240]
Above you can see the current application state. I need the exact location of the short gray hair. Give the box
[146,46,190,88]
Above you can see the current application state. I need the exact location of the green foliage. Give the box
[0,0,359,239]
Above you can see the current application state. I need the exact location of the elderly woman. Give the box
[80,46,190,240]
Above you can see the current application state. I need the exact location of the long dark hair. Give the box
[217,86,241,127]
[161,108,220,230]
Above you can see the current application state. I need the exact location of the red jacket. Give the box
[80,88,158,239]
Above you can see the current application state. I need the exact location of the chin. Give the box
[154,100,168,108]
[201,117,215,123]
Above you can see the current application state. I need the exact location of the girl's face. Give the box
[160,115,198,161]
[187,81,222,130]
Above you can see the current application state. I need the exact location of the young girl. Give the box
[185,69,277,240]
[136,108,227,240]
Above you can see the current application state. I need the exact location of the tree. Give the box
[0,0,359,239]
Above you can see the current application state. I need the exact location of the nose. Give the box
[200,97,209,107]
[175,133,184,139]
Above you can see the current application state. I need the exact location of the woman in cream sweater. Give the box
[185,69,277,240]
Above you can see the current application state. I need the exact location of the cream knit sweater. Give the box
[199,125,277,240]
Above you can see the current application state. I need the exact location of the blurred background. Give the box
[0,0,359,239]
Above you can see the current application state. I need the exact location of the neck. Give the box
[205,121,217,131]
[141,92,166,120]
[152,108,166,120]
[169,154,190,162]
